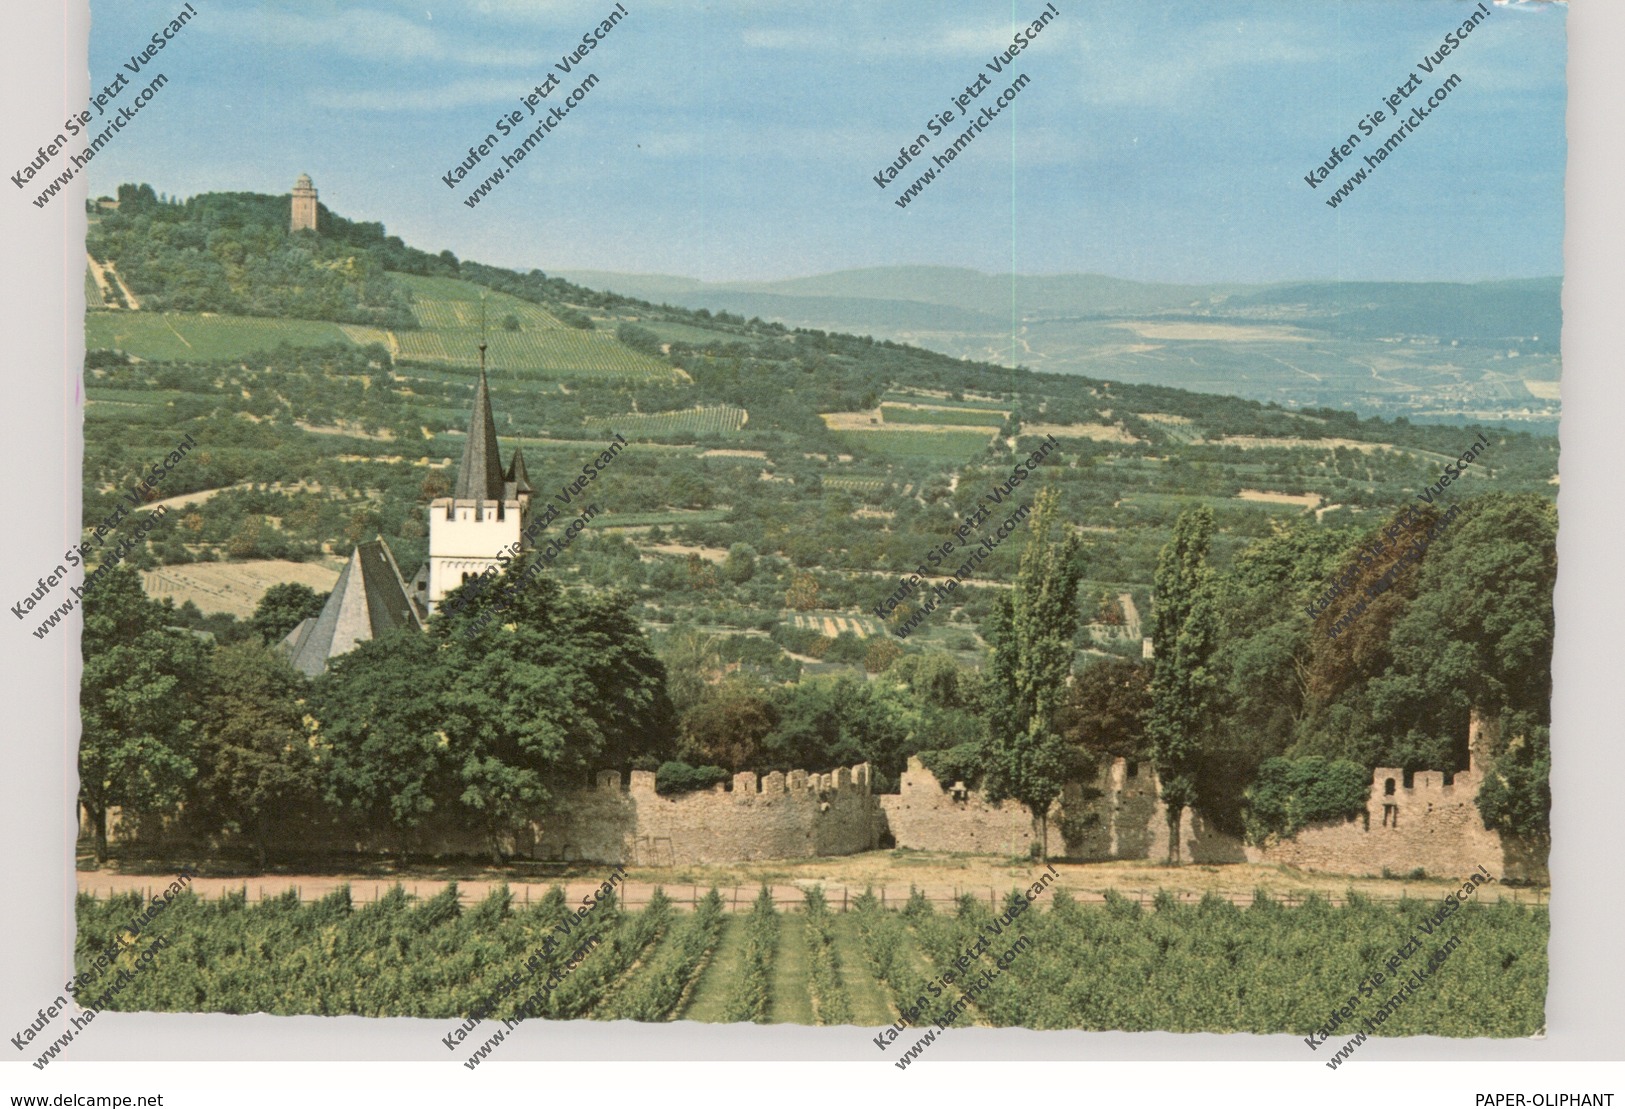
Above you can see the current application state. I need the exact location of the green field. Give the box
[882,391,1011,412]
[880,404,1005,428]
[84,271,677,383]
[395,273,566,331]
[597,509,733,528]
[86,312,358,361]
[821,476,889,493]
[828,428,996,462]
[397,324,675,381]
[74,885,1546,1038]
[593,406,747,438]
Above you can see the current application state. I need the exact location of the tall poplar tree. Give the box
[981,487,1084,859]
[1148,506,1219,862]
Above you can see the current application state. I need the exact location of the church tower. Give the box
[290,173,318,233]
[416,333,531,615]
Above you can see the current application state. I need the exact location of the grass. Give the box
[596,509,732,528]
[85,271,678,384]
[395,273,565,331]
[592,405,747,438]
[832,915,895,1025]
[828,428,996,462]
[766,913,815,1024]
[86,312,356,361]
[680,915,746,1021]
[881,404,1006,428]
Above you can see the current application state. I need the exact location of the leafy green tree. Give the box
[1476,722,1551,841]
[427,564,675,861]
[250,582,327,644]
[864,636,903,674]
[192,641,317,867]
[314,629,455,850]
[722,544,757,584]
[659,626,723,717]
[80,567,210,863]
[1242,755,1371,843]
[763,679,843,770]
[1057,656,1151,760]
[679,677,780,770]
[1385,494,1557,761]
[980,488,1085,859]
[785,572,819,612]
[841,677,921,787]
[1148,506,1219,861]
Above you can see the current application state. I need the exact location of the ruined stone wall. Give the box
[876,755,1519,878]
[321,765,877,865]
[878,757,1049,856]
[102,764,877,868]
[1244,767,1509,879]
[1059,758,1171,861]
[100,744,1539,881]
[580,764,877,866]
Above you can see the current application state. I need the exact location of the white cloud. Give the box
[207,6,553,68]
[310,77,522,112]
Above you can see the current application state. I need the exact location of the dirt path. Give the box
[76,857,1545,911]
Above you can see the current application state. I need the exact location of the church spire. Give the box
[453,302,505,501]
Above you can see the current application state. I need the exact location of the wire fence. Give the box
[78,880,1550,913]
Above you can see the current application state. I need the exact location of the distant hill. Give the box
[555,266,1562,427]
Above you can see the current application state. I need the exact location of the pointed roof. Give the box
[281,538,423,677]
[454,368,506,501]
[505,446,533,495]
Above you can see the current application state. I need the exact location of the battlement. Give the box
[615,763,871,799]
[433,495,521,524]
[1372,766,1476,798]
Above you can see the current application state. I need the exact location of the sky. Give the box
[80,0,1567,284]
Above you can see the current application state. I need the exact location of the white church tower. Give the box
[415,336,534,615]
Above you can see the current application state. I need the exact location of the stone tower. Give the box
[414,362,532,616]
[290,173,318,233]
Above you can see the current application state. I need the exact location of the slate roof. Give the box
[506,447,533,496]
[453,368,506,502]
[282,537,423,677]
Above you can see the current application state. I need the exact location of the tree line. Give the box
[80,487,1552,869]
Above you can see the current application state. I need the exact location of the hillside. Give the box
[81,185,1558,822]
[555,266,1561,428]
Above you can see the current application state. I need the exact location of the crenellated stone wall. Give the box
[878,753,1537,879]
[98,740,1541,881]
[1246,764,1514,879]
[878,757,1050,857]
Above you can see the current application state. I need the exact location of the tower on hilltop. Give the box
[290,173,318,233]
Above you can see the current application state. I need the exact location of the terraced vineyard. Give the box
[880,403,1007,428]
[594,405,748,438]
[83,270,676,383]
[76,884,1546,1038]
[85,312,359,361]
[395,274,566,331]
[825,428,998,462]
[389,326,672,379]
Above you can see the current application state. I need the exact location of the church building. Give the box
[410,366,534,616]
[281,360,531,673]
